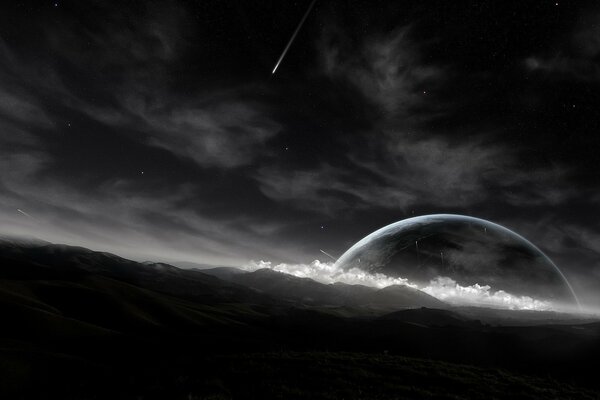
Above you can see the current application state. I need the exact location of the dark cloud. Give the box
[319,25,444,115]
[257,24,576,217]
[525,11,600,81]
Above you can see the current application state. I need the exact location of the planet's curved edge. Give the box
[335,214,582,311]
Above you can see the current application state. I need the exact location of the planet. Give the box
[335,214,580,311]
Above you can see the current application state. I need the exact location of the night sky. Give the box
[1,1,599,308]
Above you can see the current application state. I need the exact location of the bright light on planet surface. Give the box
[334,214,581,312]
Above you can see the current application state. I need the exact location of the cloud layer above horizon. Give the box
[242,260,554,311]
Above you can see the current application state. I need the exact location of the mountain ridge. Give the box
[201,266,447,309]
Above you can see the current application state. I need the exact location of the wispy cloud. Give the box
[0,163,292,266]
[1,3,280,170]
[0,2,292,264]
[319,26,443,115]
[525,13,600,81]
[122,94,280,168]
[255,23,575,215]
[257,131,571,215]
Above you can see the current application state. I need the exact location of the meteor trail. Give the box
[272,0,317,74]
[17,208,35,220]
[319,249,338,262]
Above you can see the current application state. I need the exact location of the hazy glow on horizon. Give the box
[243,259,555,311]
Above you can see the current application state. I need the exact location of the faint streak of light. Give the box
[415,240,420,265]
[319,249,338,262]
[271,0,317,74]
[17,208,37,221]
[394,234,437,254]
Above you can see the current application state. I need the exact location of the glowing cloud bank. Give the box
[243,260,554,311]
[421,277,552,311]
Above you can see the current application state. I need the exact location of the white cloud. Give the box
[421,277,552,311]
[243,259,416,289]
[243,259,555,311]
[127,96,280,168]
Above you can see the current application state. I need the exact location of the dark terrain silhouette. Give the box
[1,238,599,399]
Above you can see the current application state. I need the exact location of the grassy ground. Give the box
[205,353,600,399]
[43,351,592,400]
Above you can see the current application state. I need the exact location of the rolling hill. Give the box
[1,237,600,399]
[202,267,446,309]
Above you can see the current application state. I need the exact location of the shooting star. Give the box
[272,0,317,74]
[17,208,37,221]
[319,249,338,262]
